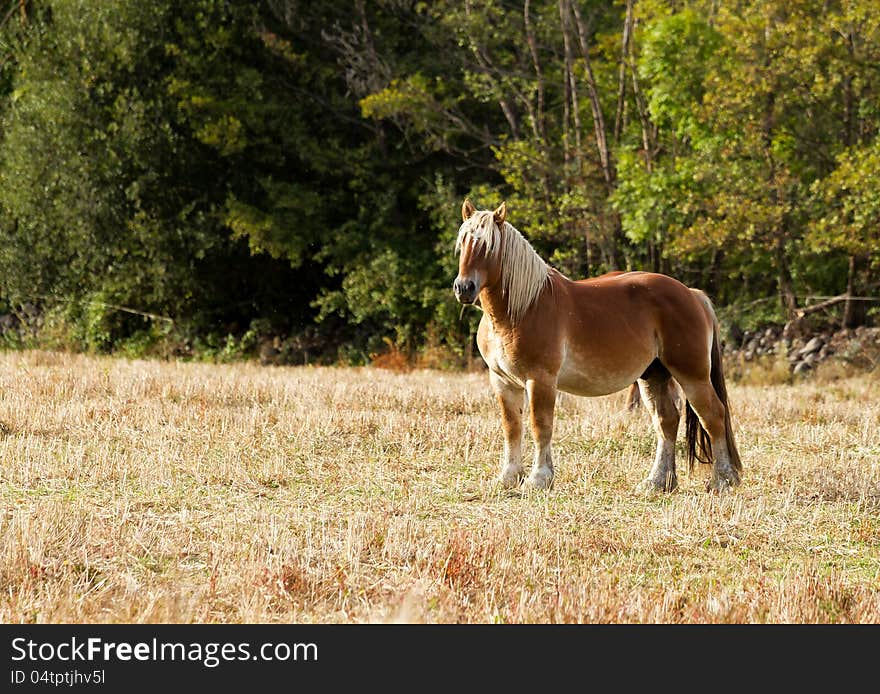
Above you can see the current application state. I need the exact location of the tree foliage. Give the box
[0,0,876,362]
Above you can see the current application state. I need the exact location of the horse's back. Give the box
[575,269,683,288]
[572,271,703,314]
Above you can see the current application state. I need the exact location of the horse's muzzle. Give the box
[454,278,478,304]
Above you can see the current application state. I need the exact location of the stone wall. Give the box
[726,324,880,375]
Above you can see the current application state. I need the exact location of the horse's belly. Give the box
[556,351,649,397]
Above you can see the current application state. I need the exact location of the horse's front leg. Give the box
[524,378,556,490]
[490,372,525,488]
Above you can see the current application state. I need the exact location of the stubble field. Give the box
[1,350,879,623]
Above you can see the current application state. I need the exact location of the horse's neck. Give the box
[479,272,551,330]
[479,284,513,328]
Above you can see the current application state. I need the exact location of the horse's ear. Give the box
[462,198,476,221]
[493,201,507,226]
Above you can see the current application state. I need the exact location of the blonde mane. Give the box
[455,210,550,325]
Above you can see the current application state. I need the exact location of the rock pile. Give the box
[727,324,880,375]
[788,335,832,374]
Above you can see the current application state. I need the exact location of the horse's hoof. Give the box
[523,469,553,490]
[634,479,661,496]
[706,472,740,494]
[497,468,524,489]
[634,476,677,496]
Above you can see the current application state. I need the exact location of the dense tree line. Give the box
[0,0,876,364]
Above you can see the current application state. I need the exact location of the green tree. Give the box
[0,2,348,355]
[616,0,880,326]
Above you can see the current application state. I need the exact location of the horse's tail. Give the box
[685,293,742,474]
[624,382,641,411]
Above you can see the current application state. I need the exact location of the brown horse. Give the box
[453,199,741,493]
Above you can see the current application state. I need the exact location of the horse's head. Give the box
[454,199,507,305]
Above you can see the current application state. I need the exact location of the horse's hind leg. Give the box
[634,374,681,494]
[677,381,740,492]
[489,372,525,488]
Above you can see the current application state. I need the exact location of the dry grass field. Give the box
[1,349,879,623]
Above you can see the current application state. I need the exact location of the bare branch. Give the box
[614,0,635,144]
[559,0,583,169]
[524,0,547,145]
[567,0,615,188]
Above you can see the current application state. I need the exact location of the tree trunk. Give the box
[774,233,798,317]
[614,0,635,144]
[567,0,614,188]
[844,27,855,148]
[841,254,868,328]
[759,22,796,319]
[497,100,520,140]
[524,0,547,146]
[629,48,655,172]
[842,254,857,327]
[706,248,724,299]
[566,0,627,269]
[561,39,571,169]
[559,0,582,171]
[648,239,659,273]
[523,0,553,211]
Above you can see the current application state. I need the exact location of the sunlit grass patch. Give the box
[0,350,878,623]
